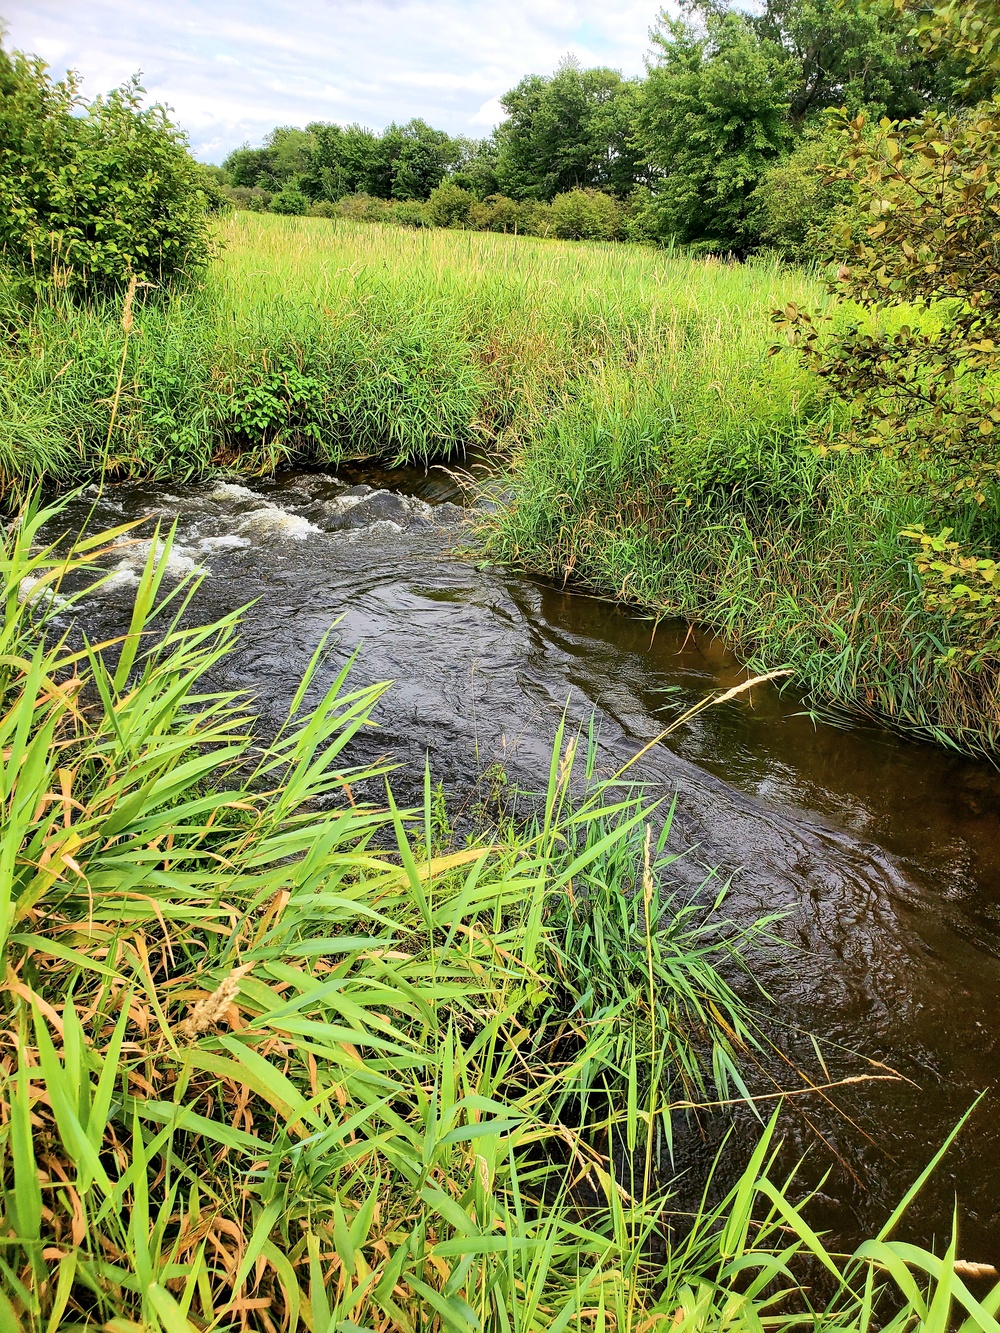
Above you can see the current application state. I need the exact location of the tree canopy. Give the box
[637,11,798,248]
[494,57,645,200]
[210,0,993,255]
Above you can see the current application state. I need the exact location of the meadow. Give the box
[0,211,821,488]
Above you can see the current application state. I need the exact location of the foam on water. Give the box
[110,537,207,580]
[17,575,69,609]
[198,533,252,552]
[236,509,320,541]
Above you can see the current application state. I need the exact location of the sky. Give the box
[4,1,662,164]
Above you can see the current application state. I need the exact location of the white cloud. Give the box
[3,0,668,160]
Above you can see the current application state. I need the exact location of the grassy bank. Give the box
[0,211,819,493]
[483,370,1000,751]
[4,210,996,748]
[1,502,994,1330]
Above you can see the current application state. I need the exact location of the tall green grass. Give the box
[483,355,1000,750]
[3,211,996,746]
[1,502,996,1330]
[0,213,821,493]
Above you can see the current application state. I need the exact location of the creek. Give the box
[57,462,1000,1262]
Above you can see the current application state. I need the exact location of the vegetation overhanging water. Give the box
[7,213,999,751]
[5,212,1000,1331]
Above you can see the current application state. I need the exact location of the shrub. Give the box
[221,184,272,212]
[338,192,391,222]
[425,181,475,227]
[194,162,232,213]
[306,199,340,220]
[270,185,309,215]
[0,44,212,290]
[549,188,623,241]
[778,102,1000,672]
[467,193,533,233]
[390,199,430,227]
[752,129,853,262]
[522,199,554,236]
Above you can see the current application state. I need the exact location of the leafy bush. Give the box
[306,199,339,219]
[468,192,529,232]
[549,187,624,240]
[0,43,212,290]
[223,184,272,212]
[390,198,430,227]
[425,180,476,227]
[753,129,854,261]
[337,191,392,222]
[215,355,342,464]
[778,101,1000,673]
[270,184,309,215]
[193,162,232,213]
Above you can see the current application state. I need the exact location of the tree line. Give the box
[210,0,981,255]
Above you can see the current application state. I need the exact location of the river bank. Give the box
[53,467,1000,1253]
[7,213,997,751]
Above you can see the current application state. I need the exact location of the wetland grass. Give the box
[0,501,995,1329]
[0,212,822,494]
[3,213,995,742]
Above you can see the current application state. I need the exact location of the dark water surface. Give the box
[57,464,1000,1262]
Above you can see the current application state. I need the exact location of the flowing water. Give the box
[55,464,1000,1262]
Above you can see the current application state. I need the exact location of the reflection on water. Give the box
[55,464,1000,1260]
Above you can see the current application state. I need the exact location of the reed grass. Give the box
[481,346,1000,751]
[0,213,821,493]
[1,501,996,1331]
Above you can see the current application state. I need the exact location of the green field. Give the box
[2,211,820,486]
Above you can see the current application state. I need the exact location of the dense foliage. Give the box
[775,0,1000,672]
[636,11,798,249]
[0,47,212,290]
[494,57,645,201]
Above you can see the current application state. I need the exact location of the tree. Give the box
[265,126,316,181]
[448,137,501,199]
[303,122,395,199]
[751,125,853,259]
[0,42,211,289]
[637,11,797,249]
[222,144,274,189]
[389,119,456,200]
[495,58,645,201]
[746,0,965,122]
